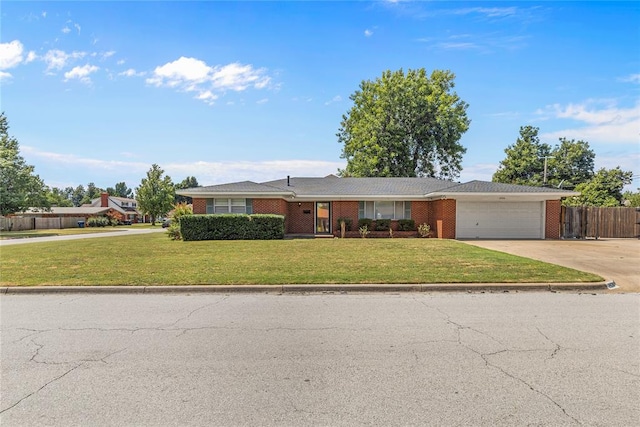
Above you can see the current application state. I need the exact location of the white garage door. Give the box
[456,201,544,239]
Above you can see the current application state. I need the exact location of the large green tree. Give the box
[80,182,105,205]
[107,182,133,198]
[45,186,74,207]
[565,167,633,207]
[493,127,595,188]
[174,176,199,204]
[338,68,470,180]
[492,126,552,186]
[0,113,49,215]
[136,164,175,225]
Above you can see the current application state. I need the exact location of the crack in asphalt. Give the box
[535,327,562,359]
[413,296,581,425]
[0,364,81,415]
[3,347,128,414]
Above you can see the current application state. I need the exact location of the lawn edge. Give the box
[1,282,611,294]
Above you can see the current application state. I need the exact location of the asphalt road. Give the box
[1,293,638,426]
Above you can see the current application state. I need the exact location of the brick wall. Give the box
[193,198,206,214]
[411,201,429,229]
[430,199,456,239]
[332,201,359,232]
[545,200,561,239]
[287,202,315,234]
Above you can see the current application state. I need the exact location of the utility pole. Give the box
[542,156,555,187]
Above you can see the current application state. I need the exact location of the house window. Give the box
[358,201,411,220]
[206,199,252,214]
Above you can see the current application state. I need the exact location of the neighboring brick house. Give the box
[176,176,579,239]
[19,193,146,224]
[83,193,146,223]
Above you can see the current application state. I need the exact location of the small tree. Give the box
[167,202,193,240]
[136,164,175,225]
[0,113,49,215]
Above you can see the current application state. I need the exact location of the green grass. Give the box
[0,233,603,286]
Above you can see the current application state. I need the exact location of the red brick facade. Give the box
[545,200,562,239]
[429,199,456,239]
[190,196,564,239]
[287,202,315,234]
[193,198,206,214]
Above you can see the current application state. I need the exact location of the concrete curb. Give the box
[1,282,611,295]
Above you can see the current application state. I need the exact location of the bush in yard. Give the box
[167,202,192,240]
[374,219,391,231]
[336,217,353,231]
[418,223,432,237]
[87,216,109,227]
[397,219,415,231]
[358,218,373,230]
[180,214,285,241]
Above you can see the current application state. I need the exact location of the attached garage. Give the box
[456,201,544,239]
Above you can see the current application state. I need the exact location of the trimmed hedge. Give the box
[397,219,416,231]
[374,219,391,231]
[180,214,285,241]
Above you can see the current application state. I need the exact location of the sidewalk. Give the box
[0,227,165,246]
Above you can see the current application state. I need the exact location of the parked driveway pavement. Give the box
[463,238,639,293]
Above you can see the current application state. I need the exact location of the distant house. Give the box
[20,193,146,224]
[176,176,579,239]
[83,193,146,224]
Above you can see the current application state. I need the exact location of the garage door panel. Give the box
[456,201,543,239]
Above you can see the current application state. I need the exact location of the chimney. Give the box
[287,175,290,186]
[100,192,109,207]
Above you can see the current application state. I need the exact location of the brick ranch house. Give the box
[176,176,579,239]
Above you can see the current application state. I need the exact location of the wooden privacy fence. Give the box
[0,216,87,231]
[0,217,35,231]
[562,206,640,238]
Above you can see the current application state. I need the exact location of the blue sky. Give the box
[1,1,638,191]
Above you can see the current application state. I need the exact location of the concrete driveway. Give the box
[462,238,639,293]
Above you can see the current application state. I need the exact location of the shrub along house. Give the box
[176,175,579,239]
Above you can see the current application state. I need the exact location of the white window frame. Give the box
[358,201,411,220]
[206,198,252,214]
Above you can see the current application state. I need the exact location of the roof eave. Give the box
[426,191,580,198]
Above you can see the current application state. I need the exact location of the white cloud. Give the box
[0,71,13,81]
[459,163,499,183]
[538,100,640,144]
[42,49,86,71]
[62,26,71,34]
[165,160,346,185]
[102,51,116,59]
[22,145,345,187]
[146,56,272,104]
[74,23,82,34]
[364,29,373,37]
[256,98,269,104]
[117,59,125,65]
[118,68,145,77]
[0,40,24,70]
[324,95,342,106]
[454,7,517,18]
[64,64,99,84]
[620,74,640,84]
[26,51,37,63]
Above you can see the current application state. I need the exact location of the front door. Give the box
[315,202,331,234]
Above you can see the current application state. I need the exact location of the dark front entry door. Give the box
[315,202,331,234]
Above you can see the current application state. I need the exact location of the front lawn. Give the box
[0,234,603,286]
